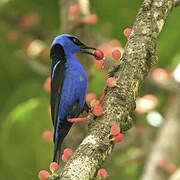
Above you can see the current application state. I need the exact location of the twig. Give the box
[146,76,180,93]
[16,51,49,76]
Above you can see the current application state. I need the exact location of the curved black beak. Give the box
[80,45,97,57]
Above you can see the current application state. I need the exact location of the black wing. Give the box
[50,44,66,141]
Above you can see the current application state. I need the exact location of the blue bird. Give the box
[50,34,96,163]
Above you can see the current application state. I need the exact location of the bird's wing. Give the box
[58,71,87,120]
[54,75,83,140]
[50,44,66,128]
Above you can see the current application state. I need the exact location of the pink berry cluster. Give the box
[112,49,121,60]
[123,28,132,38]
[94,50,104,60]
[93,105,103,116]
[62,148,74,162]
[42,130,53,142]
[38,162,59,179]
[135,94,158,114]
[110,124,124,143]
[69,5,98,25]
[38,149,74,179]
[157,158,177,175]
[151,68,169,83]
[44,77,51,92]
[111,28,132,61]
[86,92,103,116]
[106,77,119,88]
[19,12,39,31]
[92,27,132,69]
[93,49,105,69]
[86,93,97,104]
[97,168,108,179]
[94,27,131,64]
[97,40,122,59]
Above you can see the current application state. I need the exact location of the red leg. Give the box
[68,117,87,122]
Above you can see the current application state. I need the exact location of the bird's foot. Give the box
[68,117,87,122]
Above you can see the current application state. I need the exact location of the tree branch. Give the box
[141,95,180,180]
[16,51,49,76]
[146,76,180,93]
[49,0,175,179]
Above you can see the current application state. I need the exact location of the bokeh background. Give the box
[0,0,180,179]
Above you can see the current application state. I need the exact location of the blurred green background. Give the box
[0,0,180,179]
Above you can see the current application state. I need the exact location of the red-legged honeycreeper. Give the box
[50,34,96,163]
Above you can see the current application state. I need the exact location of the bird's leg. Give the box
[68,117,87,122]
[83,102,91,113]
[67,89,108,122]
[67,102,90,122]
[99,87,108,104]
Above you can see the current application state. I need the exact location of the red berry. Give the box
[106,77,117,87]
[135,94,158,114]
[38,170,50,180]
[69,5,79,16]
[62,154,69,162]
[167,163,177,174]
[157,158,169,168]
[63,148,74,158]
[90,99,100,108]
[110,124,120,136]
[114,133,124,143]
[86,93,97,104]
[7,31,19,42]
[19,12,39,31]
[44,77,51,92]
[151,68,168,83]
[42,130,53,142]
[86,14,98,24]
[49,162,59,173]
[94,59,104,68]
[94,49,104,60]
[112,49,121,60]
[93,105,103,116]
[124,28,132,38]
[97,169,108,179]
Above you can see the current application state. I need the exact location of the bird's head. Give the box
[51,34,96,57]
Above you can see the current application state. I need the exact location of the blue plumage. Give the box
[55,56,88,138]
[50,34,96,163]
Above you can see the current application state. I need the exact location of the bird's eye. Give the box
[68,36,84,46]
[72,38,80,44]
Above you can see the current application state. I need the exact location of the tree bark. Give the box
[49,0,176,179]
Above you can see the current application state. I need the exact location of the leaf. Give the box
[7,98,39,125]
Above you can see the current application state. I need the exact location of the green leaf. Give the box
[7,98,39,125]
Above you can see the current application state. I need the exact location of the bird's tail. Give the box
[52,122,73,163]
[53,136,63,163]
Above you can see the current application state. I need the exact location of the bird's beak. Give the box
[80,45,97,57]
